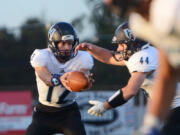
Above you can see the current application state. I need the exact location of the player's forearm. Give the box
[107,89,128,108]
[103,101,112,110]
[149,73,176,120]
[35,66,53,86]
[105,73,146,109]
[143,66,176,131]
[148,50,177,120]
[86,44,113,64]
[122,72,147,100]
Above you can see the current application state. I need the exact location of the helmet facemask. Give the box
[112,40,135,61]
[49,39,78,62]
[48,22,79,62]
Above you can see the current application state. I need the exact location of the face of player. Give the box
[56,40,73,57]
[114,43,128,61]
[113,43,128,61]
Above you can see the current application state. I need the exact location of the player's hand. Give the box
[51,74,62,86]
[86,73,95,89]
[88,100,106,117]
[75,43,93,52]
[60,72,73,92]
[132,126,161,135]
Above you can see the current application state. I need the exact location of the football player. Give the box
[75,21,158,119]
[25,22,94,135]
[104,1,180,135]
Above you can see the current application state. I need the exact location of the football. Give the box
[66,71,88,92]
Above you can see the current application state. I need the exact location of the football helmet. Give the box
[112,21,148,61]
[48,22,79,61]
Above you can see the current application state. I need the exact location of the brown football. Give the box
[66,71,88,92]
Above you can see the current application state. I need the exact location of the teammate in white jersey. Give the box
[76,21,180,135]
[75,21,158,117]
[25,22,94,135]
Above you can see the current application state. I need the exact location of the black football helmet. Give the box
[112,21,148,61]
[48,22,79,61]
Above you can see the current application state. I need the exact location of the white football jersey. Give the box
[124,45,180,108]
[124,45,158,97]
[30,48,94,108]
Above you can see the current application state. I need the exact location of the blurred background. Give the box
[0,0,146,135]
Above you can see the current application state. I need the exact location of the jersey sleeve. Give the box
[76,51,94,70]
[30,49,48,67]
[126,48,158,73]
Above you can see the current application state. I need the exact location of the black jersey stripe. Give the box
[47,86,54,102]
[57,90,70,104]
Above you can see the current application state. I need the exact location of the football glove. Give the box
[51,74,62,86]
[88,100,106,117]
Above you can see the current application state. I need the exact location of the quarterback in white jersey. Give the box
[25,22,93,135]
[30,48,93,107]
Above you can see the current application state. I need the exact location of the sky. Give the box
[0,0,94,39]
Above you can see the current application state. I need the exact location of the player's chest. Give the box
[46,62,71,74]
[46,56,78,74]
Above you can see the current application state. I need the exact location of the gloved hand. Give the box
[85,73,95,90]
[87,100,106,117]
[51,74,62,86]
